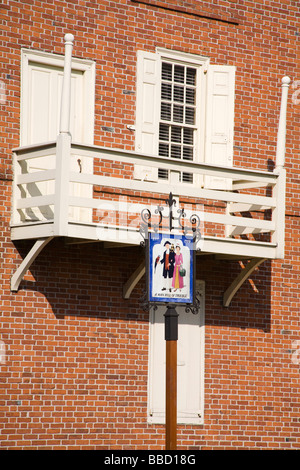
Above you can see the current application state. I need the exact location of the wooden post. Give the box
[54,33,74,236]
[164,305,178,450]
[275,76,290,170]
[59,33,74,135]
[274,76,290,259]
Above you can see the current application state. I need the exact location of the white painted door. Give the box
[21,50,94,222]
[148,281,205,424]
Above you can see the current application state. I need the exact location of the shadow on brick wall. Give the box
[12,237,272,333]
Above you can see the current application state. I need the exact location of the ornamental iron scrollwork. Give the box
[185,290,202,315]
[140,192,201,250]
[139,192,202,314]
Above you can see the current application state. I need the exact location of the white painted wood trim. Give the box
[70,167,276,191]
[70,143,278,184]
[72,172,276,209]
[205,64,235,189]
[272,167,286,258]
[14,143,57,161]
[70,173,276,204]
[11,223,54,241]
[204,212,274,232]
[20,48,95,146]
[59,33,74,134]
[16,194,55,210]
[276,76,290,169]
[54,133,71,236]
[229,226,272,236]
[229,202,276,212]
[17,169,56,185]
[10,222,278,259]
[156,47,209,66]
[232,180,274,190]
[203,236,276,258]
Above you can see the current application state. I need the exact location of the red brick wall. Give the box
[1,0,300,449]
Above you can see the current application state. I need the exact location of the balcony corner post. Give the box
[54,133,71,236]
[59,33,74,135]
[54,33,74,237]
[275,76,290,170]
[273,76,289,258]
[273,166,286,259]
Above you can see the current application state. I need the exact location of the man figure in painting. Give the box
[160,241,175,292]
[172,244,184,291]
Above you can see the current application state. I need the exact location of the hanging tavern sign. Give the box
[140,192,202,308]
[148,232,194,304]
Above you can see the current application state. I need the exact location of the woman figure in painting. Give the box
[172,245,184,291]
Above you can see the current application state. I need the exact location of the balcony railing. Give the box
[11,136,286,260]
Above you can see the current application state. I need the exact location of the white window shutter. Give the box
[135,50,160,156]
[205,64,235,190]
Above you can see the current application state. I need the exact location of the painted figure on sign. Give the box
[161,241,175,291]
[172,245,184,291]
[149,233,193,304]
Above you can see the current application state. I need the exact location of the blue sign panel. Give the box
[148,232,194,304]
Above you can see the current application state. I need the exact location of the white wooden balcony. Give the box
[10,34,290,305]
[11,138,285,260]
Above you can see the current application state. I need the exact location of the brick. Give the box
[0,0,300,451]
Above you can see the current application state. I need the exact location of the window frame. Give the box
[134,48,235,189]
[156,47,209,172]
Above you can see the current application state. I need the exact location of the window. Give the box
[158,62,197,183]
[135,48,235,189]
[148,281,205,424]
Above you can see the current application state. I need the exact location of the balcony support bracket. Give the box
[123,261,145,299]
[11,236,54,292]
[223,258,267,307]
